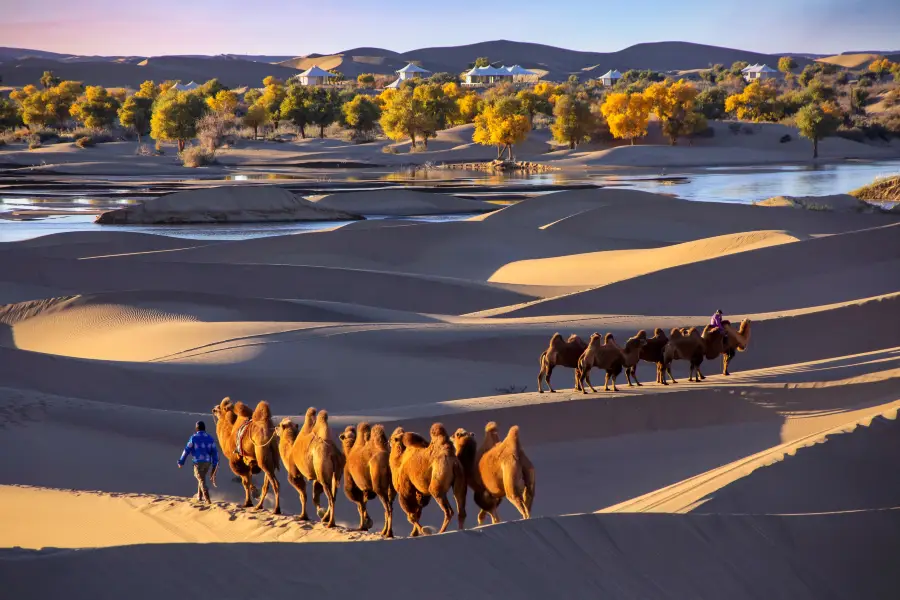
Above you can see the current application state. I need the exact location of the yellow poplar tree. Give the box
[472,97,531,160]
[69,86,121,129]
[644,80,701,144]
[724,81,780,122]
[600,92,651,145]
[206,90,238,116]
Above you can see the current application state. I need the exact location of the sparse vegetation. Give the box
[180,145,215,167]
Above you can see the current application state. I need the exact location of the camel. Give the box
[537,333,588,393]
[702,319,752,376]
[620,332,649,387]
[389,424,467,537]
[339,422,396,538]
[277,407,343,526]
[629,328,670,385]
[453,422,535,525]
[661,327,706,383]
[578,333,645,392]
[211,398,281,514]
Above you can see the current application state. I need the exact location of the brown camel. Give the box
[629,328,670,385]
[538,333,588,393]
[578,333,645,392]
[277,407,343,526]
[211,398,281,514]
[453,422,535,525]
[702,319,752,376]
[340,422,397,538]
[662,327,706,383]
[620,332,649,387]
[389,424,467,536]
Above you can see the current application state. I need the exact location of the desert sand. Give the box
[1,186,899,599]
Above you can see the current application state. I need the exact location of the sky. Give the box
[2,0,899,57]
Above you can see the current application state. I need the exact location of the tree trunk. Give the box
[178,139,185,152]
[497,145,502,159]
[813,137,818,159]
[630,137,634,146]
[300,125,306,139]
[507,144,514,161]
[569,140,575,149]
[319,125,325,138]
[253,126,258,140]
[423,137,428,149]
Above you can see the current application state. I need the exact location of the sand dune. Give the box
[311,189,495,216]
[2,185,899,598]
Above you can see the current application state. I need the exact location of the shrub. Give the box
[71,127,115,143]
[74,136,95,148]
[180,145,215,167]
[27,134,42,149]
[0,138,6,148]
[30,126,59,143]
[532,113,551,130]
[196,113,229,154]
[780,133,792,143]
[135,144,154,156]
[381,145,398,154]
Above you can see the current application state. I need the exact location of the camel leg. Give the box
[453,472,467,531]
[503,464,528,520]
[625,367,634,387]
[490,508,501,524]
[288,473,310,520]
[546,365,555,393]
[697,365,706,381]
[433,492,454,534]
[574,368,583,392]
[658,362,668,385]
[583,369,596,393]
[723,352,731,376]
[477,509,489,526]
[631,365,642,387]
[537,369,544,393]
[377,492,394,538]
[321,480,336,528]
[398,492,424,537]
[239,472,254,507]
[255,473,270,509]
[667,365,678,384]
[312,481,326,519]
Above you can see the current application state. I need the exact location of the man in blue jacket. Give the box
[178,421,219,503]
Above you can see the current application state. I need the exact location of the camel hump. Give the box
[669,327,682,337]
[604,333,616,344]
[369,424,389,448]
[314,410,331,439]
[402,432,429,448]
[654,328,665,337]
[485,421,499,434]
[549,332,563,345]
[430,422,449,440]
[505,425,522,451]
[252,401,272,423]
[565,333,582,344]
[234,401,253,419]
[635,330,647,339]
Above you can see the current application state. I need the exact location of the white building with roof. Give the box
[386,62,431,89]
[172,81,200,92]
[741,64,779,82]
[598,69,623,86]
[463,64,537,86]
[294,65,339,86]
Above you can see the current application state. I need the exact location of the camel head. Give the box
[389,427,406,450]
[278,417,299,436]
[430,423,451,447]
[588,332,603,346]
[624,337,646,353]
[339,425,356,452]
[484,421,501,445]
[452,428,475,453]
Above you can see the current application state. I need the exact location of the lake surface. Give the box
[2,159,898,242]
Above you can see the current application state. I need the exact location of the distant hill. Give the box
[0,40,824,87]
[0,56,300,88]
[817,52,900,68]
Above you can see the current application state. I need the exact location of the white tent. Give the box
[396,62,430,81]
[742,63,779,81]
[598,69,623,85]
[464,65,515,85]
[295,65,339,86]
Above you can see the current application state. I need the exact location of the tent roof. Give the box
[385,78,401,89]
[599,69,623,79]
[298,65,335,78]
[397,63,430,74]
[506,64,536,75]
[742,63,778,73]
[466,65,514,76]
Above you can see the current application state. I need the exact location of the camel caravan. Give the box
[210,399,535,538]
[538,319,751,393]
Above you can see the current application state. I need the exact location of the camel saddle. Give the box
[234,421,252,460]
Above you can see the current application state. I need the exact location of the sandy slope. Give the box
[1,187,898,598]
[311,189,496,216]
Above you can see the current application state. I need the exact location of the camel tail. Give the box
[539,350,547,367]
[253,401,273,424]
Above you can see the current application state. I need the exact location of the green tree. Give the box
[242,103,268,140]
[118,95,153,143]
[279,84,312,138]
[357,73,376,87]
[413,83,457,145]
[516,89,552,119]
[550,94,594,149]
[796,102,842,159]
[777,56,797,76]
[69,86,121,129]
[850,87,869,114]
[198,78,227,98]
[307,88,342,138]
[0,97,22,130]
[379,87,429,147]
[696,87,727,119]
[11,81,83,128]
[150,91,206,151]
[243,88,262,106]
[428,72,458,85]
[474,57,491,68]
[729,61,749,76]
[342,94,381,141]
[40,70,60,89]
[205,90,238,116]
